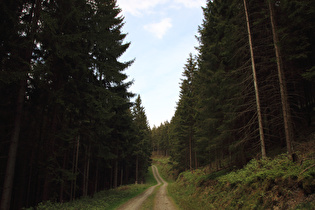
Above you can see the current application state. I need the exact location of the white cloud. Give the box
[143,18,172,39]
[117,0,206,16]
[174,0,206,8]
[117,0,168,16]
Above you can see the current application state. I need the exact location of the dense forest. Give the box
[152,0,314,174]
[0,0,152,209]
[1,0,315,209]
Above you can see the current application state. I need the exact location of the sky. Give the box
[117,0,207,128]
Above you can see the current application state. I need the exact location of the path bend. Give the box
[117,165,176,210]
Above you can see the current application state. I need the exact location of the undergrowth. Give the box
[25,167,156,210]
[218,154,315,186]
[152,155,176,182]
[169,152,315,209]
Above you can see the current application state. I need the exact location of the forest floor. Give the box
[154,140,315,209]
[117,165,177,210]
[26,168,157,209]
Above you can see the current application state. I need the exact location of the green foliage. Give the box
[169,154,315,209]
[152,156,176,182]
[302,66,315,81]
[168,54,198,172]
[218,154,315,186]
[27,184,149,210]
[165,0,315,179]
[151,121,171,156]
[131,95,152,182]
[26,167,157,210]
[0,0,147,208]
[144,166,158,186]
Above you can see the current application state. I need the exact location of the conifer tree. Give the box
[193,0,251,168]
[151,121,170,156]
[169,54,197,171]
[1,1,41,208]
[1,0,136,207]
[275,0,315,133]
[243,0,266,158]
[132,95,151,184]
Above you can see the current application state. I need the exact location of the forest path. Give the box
[152,165,177,210]
[117,165,177,210]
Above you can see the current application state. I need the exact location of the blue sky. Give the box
[117,0,206,127]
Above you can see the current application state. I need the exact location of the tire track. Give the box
[117,165,176,210]
[152,165,176,210]
[117,165,160,210]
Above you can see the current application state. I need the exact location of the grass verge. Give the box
[26,167,157,210]
[152,155,176,183]
[168,152,315,209]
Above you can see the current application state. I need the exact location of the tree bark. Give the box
[71,135,80,200]
[85,144,90,196]
[42,109,58,201]
[243,0,267,158]
[0,80,26,210]
[268,0,293,157]
[60,152,67,203]
[70,141,76,200]
[120,167,123,186]
[94,162,98,194]
[135,155,138,184]
[189,135,192,169]
[83,144,90,197]
[0,0,42,208]
[114,158,118,188]
[195,150,198,169]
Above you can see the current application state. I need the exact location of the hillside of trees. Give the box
[152,0,314,174]
[0,0,151,209]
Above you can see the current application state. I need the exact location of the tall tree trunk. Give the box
[59,152,67,203]
[0,0,42,208]
[189,134,192,169]
[114,158,118,188]
[70,141,76,200]
[135,155,138,184]
[243,0,267,158]
[0,80,25,210]
[195,150,198,169]
[94,162,98,194]
[268,0,293,157]
[42,109,58,201]
[71,135,80,200]
[120,167,123,186]
[84,144,90,196]
[83,145,88,197]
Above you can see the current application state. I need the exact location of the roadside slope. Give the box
[169,153,315,209]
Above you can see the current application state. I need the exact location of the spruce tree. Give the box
[1,1,41,208]
[169,54,197,171]
[1,0,136,207]
[132,95,151,184]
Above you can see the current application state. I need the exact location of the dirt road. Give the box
[117,165,177,210]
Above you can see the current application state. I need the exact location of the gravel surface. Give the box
[117,165,176,210]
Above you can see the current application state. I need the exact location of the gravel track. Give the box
[117,165,176,210]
